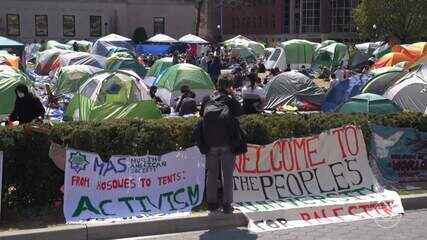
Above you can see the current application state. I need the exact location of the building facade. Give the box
[0,0,197,43]
[204,0,360,46]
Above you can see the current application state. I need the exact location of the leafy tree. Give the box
[133,27,148,43]
[353,0,427,43]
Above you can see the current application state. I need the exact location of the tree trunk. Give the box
[195,1,203,35]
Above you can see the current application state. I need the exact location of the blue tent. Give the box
[136,44,171,55]
[0,36,24,54]
[322,74,372,112]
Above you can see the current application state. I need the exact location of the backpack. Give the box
[202,95,233,147]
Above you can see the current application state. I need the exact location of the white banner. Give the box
[64,147,205,223]
[0,151,2,220]
[233,125,404,232]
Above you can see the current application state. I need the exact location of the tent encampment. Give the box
[155,63,214,106]
[265,39,319,70]
[64,70,161,121]
[106,52,146,77]
[374,52,415,69]
[0,51,20,69]
[361,67,406,95]
[147,57,174,78]
[230,46,256,61]
[36,49,73,75]
[313,41,349,70]
[51,52,106,73]
[178,34,208,44]
[384,63,427,113]
[351,42,382,69]
[338,93,401,114]
[54,65,102,95]
[223,35,265,57]
[43,40,73,51]
[322,74,372,112]
[91,34,133,57]
[0,65,34,115]
[264,71,325,110]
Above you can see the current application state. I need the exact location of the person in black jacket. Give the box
[200,76,243,214]
[9,84,45,124]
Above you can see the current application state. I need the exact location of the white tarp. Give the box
[233,125,404,232]
[147,34,178,43]
[64,147,205,223]
[179,34,208,44]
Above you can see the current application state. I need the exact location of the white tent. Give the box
[91,34,133,56]
[147,34,178,43]
[223,35,265,57]
[179,34,208,44]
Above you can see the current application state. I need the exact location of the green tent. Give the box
[230,46,256,61]
[64,70,161,121]
[279,39,319,64]
[106,52,146,77]
[313,42,349,70]
[155,63,214,106]
[362,67,406,95]
[66,40,93,52]
[338,93,402,114]
[147,57,174,78]
[223,35,265,57]
[42,40,73,51]
[0,65,34,115]
[54,65,102,95]
[0,36,24,54]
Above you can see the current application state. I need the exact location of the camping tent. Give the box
[54,65,102,95]
[0,36,25,54]
[147,34,178,43]
[24,43,41,65]
[223,35,265,57]
[106,52,146,77]
[265,39,319,70]
[43,40,73,51]
[0,51,20,69]
[384,63,427,113]
[155,63,214,106]
[392,42,427,62]
[230,46,256,61]
[0,65,34,115]
[361,67,406,95]
[67,40,93,52]
[64,70,161,121]
[264,71,325,110]
[313,42,349,70]
[91,34,133,57]
[373,43,390,59]
[54,52,106,70]
[322,74,372,112]
[351,42,382,69]
[36,49,73,75]
[338,93,402,114]
[178,34,208,44]
[374,52,415,69]
[147,57,174,78]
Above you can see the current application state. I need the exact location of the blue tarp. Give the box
[136,44,171,55]
[322,74,372,112]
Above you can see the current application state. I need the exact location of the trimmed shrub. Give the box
[1,112,427,220]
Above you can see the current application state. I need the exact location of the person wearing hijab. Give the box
[9,84,45,124]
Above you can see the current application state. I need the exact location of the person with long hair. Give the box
[242,73,266,114]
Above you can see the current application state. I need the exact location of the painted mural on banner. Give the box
[64,147,205,223]
[370,125,427,184]
[232,125,404,232]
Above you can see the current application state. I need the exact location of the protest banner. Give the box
[370,125,427,184]
[233,125,404,232]
[0,151,2,220]
[64,147,205,223]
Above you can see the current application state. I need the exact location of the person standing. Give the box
[9,84,45,124]
[199,76,244,213]
[208,55,221,84]
[242,75,266,114]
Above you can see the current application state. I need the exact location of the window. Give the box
[35,15,48,36]
[301,0,320,33]
[331,0,358,33]
[90,16,102,37]
[63,15,75,37]
[153,17,165,34]
[6,14,20,36]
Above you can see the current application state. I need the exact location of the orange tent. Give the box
[392,42,427,61]
[0,51,19,69]
[374,52,414,69]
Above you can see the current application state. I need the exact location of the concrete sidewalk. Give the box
[2,193,427,240]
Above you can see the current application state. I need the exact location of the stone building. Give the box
[0,0,197,43]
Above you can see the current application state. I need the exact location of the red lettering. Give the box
[306,137,326,167]
[282,140,295,171]
[300,213,311,221]
[270,141,283,171]
[242,146,258,174]
[256,146,270,173]
[333,127,347,158]
[293,138,307,170]
[332,207,344,217]
[344,126,359,156]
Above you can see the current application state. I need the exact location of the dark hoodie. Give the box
[10,84,45,124]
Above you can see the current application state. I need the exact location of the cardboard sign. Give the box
[64,147,205,223]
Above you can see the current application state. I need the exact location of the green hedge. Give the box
[1,112,427,220]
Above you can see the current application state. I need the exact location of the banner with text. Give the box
[64,147,205,223]
[233,125,404,232]
[0,151,3,220]
[370,125,427,184]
